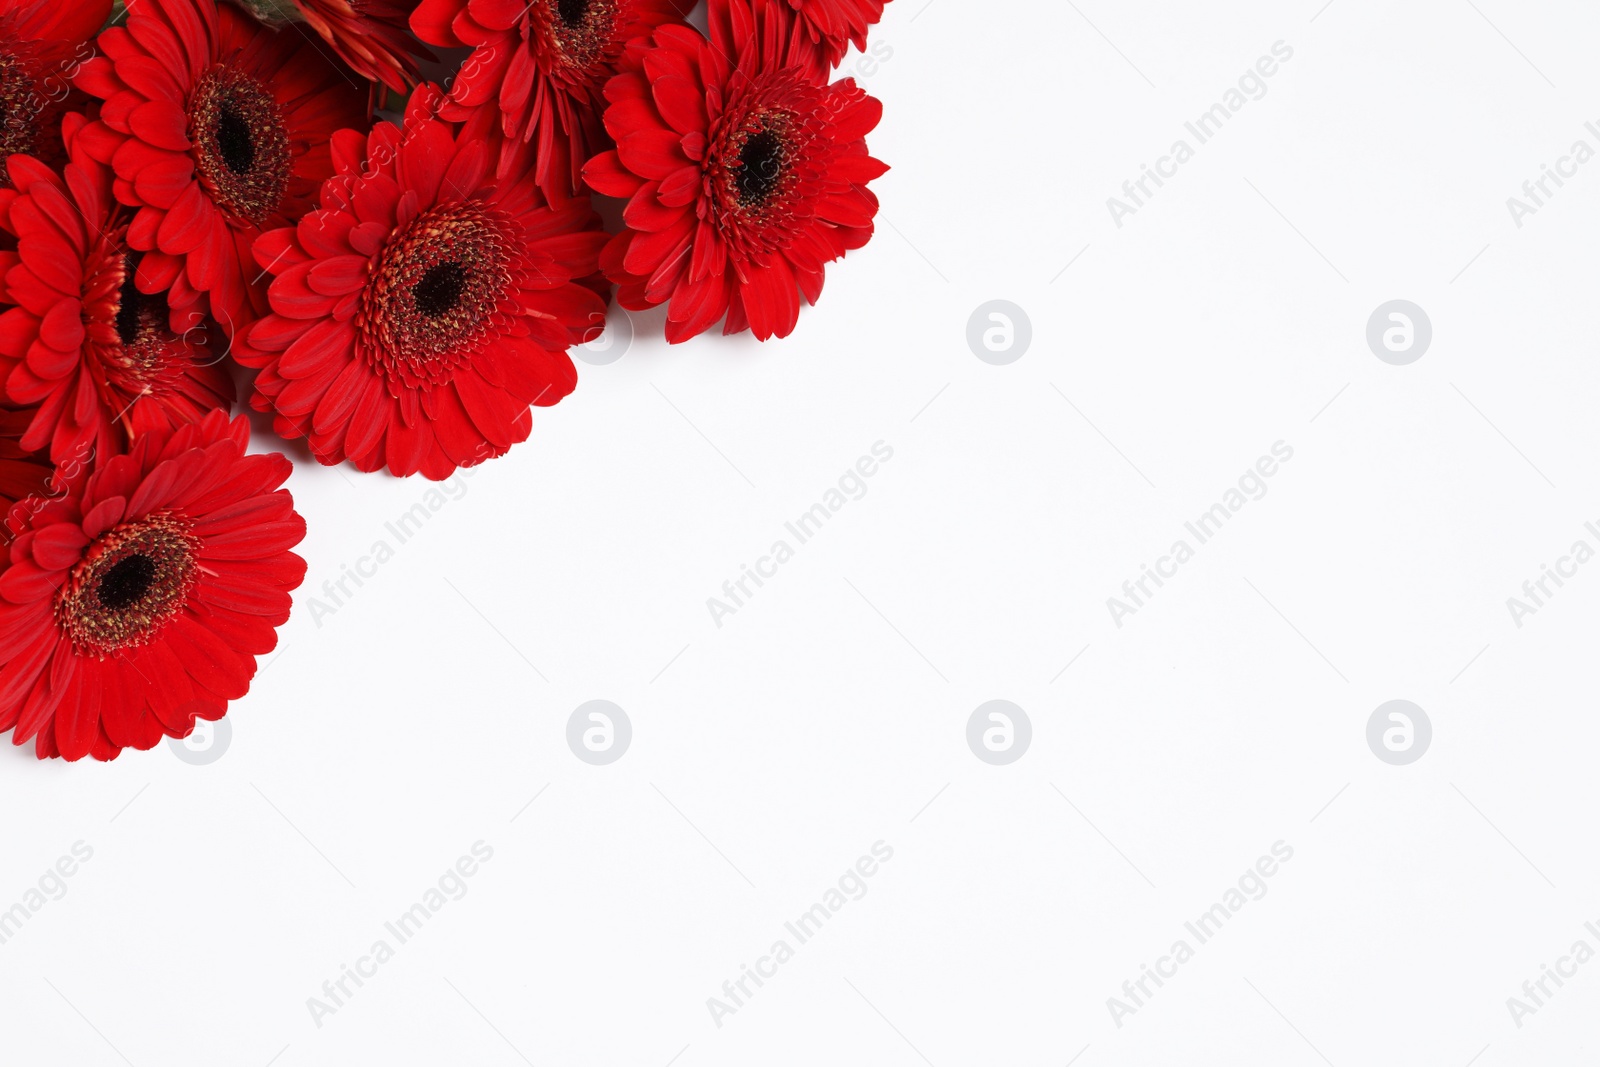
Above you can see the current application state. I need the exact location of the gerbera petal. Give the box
[38,300,85,353]
[29,524,88,571]
[157,182,217,254]
[307,256,370,297]
[583,150,646,198]
[411,0,467,47]
[651,75,706,135]
[164,614,252,700]
[53,657,103,762]
[129,101,191,152]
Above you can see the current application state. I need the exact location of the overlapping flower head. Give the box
[587,0,886,340]
[73,0,368,337]
[0,0,892,759]
[0,0,111,182]
[0,411,305,760]
[411,0,695,202]
[237,86,609,478]
[0,114,232,466]
[780,0,891,80]
[234,0,433,94]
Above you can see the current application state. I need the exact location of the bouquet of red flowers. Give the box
[0,0,889,760]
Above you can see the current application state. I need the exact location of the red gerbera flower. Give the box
[0,115,232,467]
[0,410,307,762]
[235,87,609,480]
[231,0,433,95]
[410,0,691,202]
[71,0,367,340]
[780,0,892,80]
[583,0,887,341]
[0,0,111,183]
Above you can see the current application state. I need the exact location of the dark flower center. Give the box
[707,85,832,259]
[98,554,156,611]
[57,515,199,656]
[737,130,786,206]
[98,247,189,402]
[116,253,158,347]
[710,90,829,256]
[717,109,804,220]
[414,262,468,318]
[543,0,618,70]
[189,67,292,225]
[358,201,514,386]
[215,102,256,175]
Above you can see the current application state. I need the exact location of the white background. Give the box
[5,0,1600,1064]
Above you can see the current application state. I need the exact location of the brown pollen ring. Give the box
[56,514,200,657]
[188,66,293,226]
